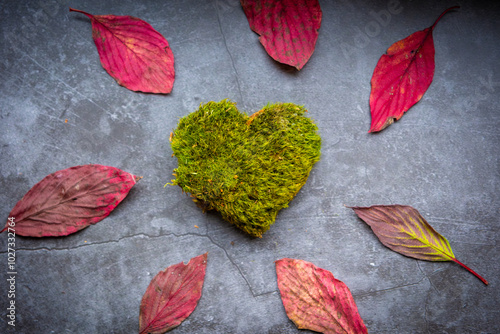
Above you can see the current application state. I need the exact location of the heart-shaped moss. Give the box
[170,100,321,237]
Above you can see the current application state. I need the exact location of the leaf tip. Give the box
[69,7,93,19]
[189,252,208,266]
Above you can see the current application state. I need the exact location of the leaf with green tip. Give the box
[275,258,368,334]
[349,204,488,285]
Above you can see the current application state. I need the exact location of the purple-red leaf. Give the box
[369,6,459,132]
[349,204,488,285]
[1,164,140,237]
[276,258,368,334]
[139,253,208,334]
[70,8,175,94]
[241,0,322,70]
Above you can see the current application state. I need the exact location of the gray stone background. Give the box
[1,0,499,333]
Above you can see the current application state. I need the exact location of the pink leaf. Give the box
[70,8,175,94]
[369,7,459,132]
[1,164,140,237]
[276,258,368,334]
[139,253,208,334]
[241,0,322,70]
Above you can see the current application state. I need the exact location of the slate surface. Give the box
[1,0,499,333]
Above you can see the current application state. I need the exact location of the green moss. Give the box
[170,100,321,237]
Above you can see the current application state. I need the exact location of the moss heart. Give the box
[170,100,321,237]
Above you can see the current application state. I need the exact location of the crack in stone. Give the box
[203,232,262,298]
[353,275,427,298]
[425,296,431,334]
[417,261,438,293]
[417,261,432,333]
[3,229,267,298]
[364,164,372,194]
[214,0,244,104]
[253,289,279,298]
[1,232,202,253]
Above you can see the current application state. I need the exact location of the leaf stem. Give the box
[451,257,488,285]
[69,7,93,19]
[431,6,460,30]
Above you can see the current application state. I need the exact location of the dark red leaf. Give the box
[1,164,140,237]
[276,258,368,334]
[70,8,175,94]
[241,0,322,70]
[369,6,459,132]
[139,253,208,334]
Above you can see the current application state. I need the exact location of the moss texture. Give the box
[170,100,321,237]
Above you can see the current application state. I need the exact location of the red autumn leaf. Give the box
[70,8,175,94]
[139,253,208,334]
[349,204,488,285]
[275,258,368,334]
[369,6,459,132]
[241,0,322,70]
[1,164,140,237]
